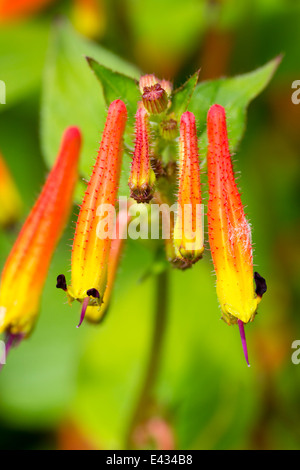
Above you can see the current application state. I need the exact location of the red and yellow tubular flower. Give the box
[0,126,81,339]
[207,104,267,365]
[129,105,155,203]
[0,152,23,228]
[57,99,127,326]
[173,111,204,267]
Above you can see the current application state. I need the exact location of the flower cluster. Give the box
[0,74,267,367]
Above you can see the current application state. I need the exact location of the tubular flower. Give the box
[207,104,267,365]
[129,105,155,203]
[173,111,204,266]
[0,127,81,341]
[0,152,23,228]
[57,99,127,326]
[83,201,132,323]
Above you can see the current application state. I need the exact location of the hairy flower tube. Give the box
[173,111,204,266]
[0,127,81,343]
[0,152,23,228]
[83,201,132,323]
[57,99,127,326]
[207,104,267,365]
[129,105,155,203]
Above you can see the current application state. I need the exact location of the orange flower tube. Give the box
[173,111,204,266]
[0,127,81,343]
[0,152,23,228]
[207,104,267,365]
[57,100,127,326]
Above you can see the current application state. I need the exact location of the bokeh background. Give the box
[0,0,300,450]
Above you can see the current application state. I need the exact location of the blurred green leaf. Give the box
[125,0,208,75]
[70,238,156,449]
[0,228,85,428]
[0,21,49,110]
[188,56,281,156]
[87,57,140,128]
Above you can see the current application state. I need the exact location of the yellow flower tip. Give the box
[0,126,81,339]
[207,104,267,327]
[173,111,204,267]
[59,100,127,326]
[0,152,23,228]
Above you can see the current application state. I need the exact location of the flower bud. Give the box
[142,83,168,115]
[207,104,267,365]
[129,105,155,203]
[173,111,204,266]
[139,74,172,97]
[160,118,178,141]
[0,126,81,342]
[57,100,127,327]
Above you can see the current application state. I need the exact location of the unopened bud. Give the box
[129,106,155,203]
[160,118,178,140]
[142,83,168,115]
[173,111,204,265]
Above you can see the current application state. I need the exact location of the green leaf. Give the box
[169,69,200,118]
[188,56,281,156]
[41,20,140,199]
[87,57,140,128]
[0,21,49,110]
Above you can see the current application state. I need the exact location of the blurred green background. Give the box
[0,0,300,450]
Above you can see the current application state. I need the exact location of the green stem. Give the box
[127,267,169,449]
